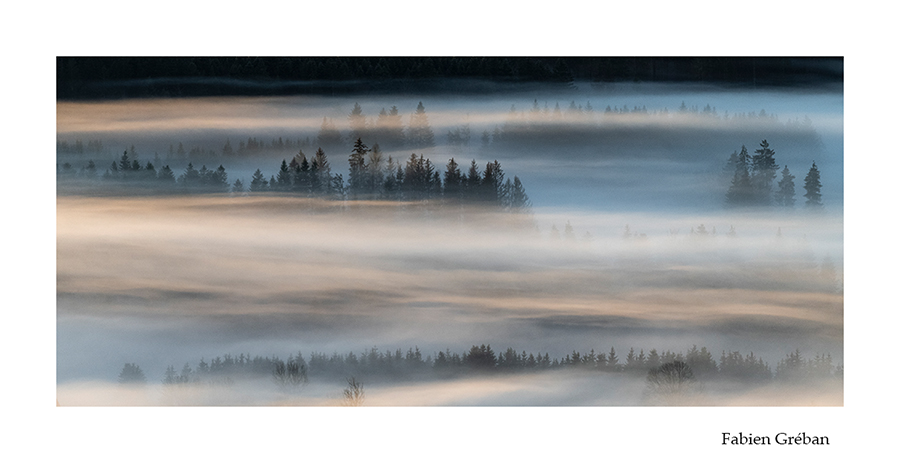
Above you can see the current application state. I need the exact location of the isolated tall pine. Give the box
[803,161,823,209]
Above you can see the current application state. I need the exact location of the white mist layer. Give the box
[58,195,842,403]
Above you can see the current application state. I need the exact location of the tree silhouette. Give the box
[775,165,796,207]
[750,139,778,205]
[342,376,365,406]
[347,138,370,199]
[645,361,698,404]
[117,363,147,384]
[464,344,497,370]
[272,359,308,391]
[348,102,368,142]
[725,146,753,207]
[407,101,435,149]
[250,169,268,191]
[803,161,823,208]
[316,117,343,151]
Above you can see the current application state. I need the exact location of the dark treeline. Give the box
[724,139,824,209]
[58,57,842,100]
[57,139,532,213]
[118,344,841,388]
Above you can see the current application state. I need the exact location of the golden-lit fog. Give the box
[57,195,842,405]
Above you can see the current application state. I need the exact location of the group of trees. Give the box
[57,139,105,156]
[59,138,532,213]
[118,344,840,390]
[323,101,434,152]
[724,140,823,209]
[67,149,233,193]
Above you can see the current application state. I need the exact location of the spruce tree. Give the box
[774,165,796,207]
[348,102,367,143]
[367,144,385,196]
[118,150,131,172]
[316,117,343,150]
[750,139,778,206]
[443,157,463,203]
[180,162,200,188]
[508,176,531,213]
[250,169,268,192]
[158,165,175,183]
[118,363,147,384]
[407,101,435,149]
[312,147,332,196]
[725,145,753,207]
[276,160,292,191]
[803,161,823,208]
[348,138,370,199]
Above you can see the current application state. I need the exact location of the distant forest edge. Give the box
[115,344,842,405]
[57,139,533,216]
[58,94,829,210]
[57,57,843,99]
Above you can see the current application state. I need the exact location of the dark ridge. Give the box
[57,57,843,100]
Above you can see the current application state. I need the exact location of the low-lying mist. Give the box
[57,195,842,405]
[56,83,843,211]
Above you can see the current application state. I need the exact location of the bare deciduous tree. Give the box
[272,360,308,391]
[342,376,365,406]
[644,361,700,405]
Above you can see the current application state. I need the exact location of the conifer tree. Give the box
[803,161,823,208]
[316,117,343,150]
[775,165,796,207]
[312,147,332,196]
[485,160,505,206]
[157,165,175,183]
[725,145,753,207]
[211,165,228,191]
[118,363,147,384]
[348,103,366,140]
[607,347,619,370]
[443,157,463,203]
[250,169,268,192]
[180,162,200,188]
[407,101,435,149]
[382,156,400,199]
[348,138,370,199]
[118,150,131,172]
[367,144,385,196]
[276,159,292,191]
[508,176,531,213]
[751,139,778,205]
[374,105,405,149]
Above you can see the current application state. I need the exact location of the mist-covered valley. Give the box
[56,78,842,406]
